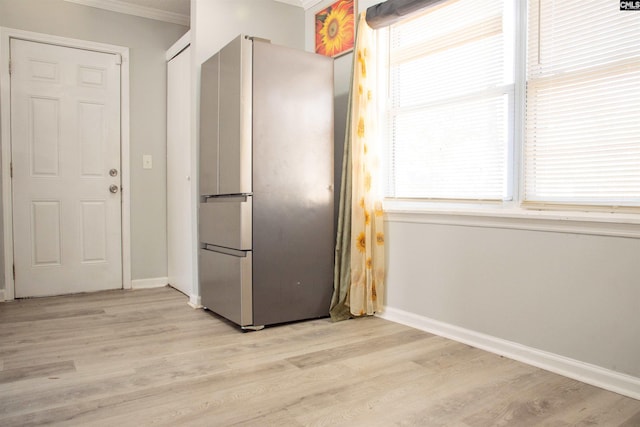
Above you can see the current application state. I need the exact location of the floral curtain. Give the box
[330,13,385,321]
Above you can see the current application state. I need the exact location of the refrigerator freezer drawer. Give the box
[199,195,252,250]
[199,247,253,327]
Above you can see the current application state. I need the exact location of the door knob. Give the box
[109,168,118,177]
[109,184,119,194]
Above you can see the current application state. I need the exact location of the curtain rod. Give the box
[365,0,448,29]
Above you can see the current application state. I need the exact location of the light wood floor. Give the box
[0,287,638,426]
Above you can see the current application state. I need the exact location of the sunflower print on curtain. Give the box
[350,13,385,316]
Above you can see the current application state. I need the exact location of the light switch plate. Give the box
[143,154,152,169]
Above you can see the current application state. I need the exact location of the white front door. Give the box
[10,38,122,298]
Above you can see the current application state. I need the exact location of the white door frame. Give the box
[0,27,131,300]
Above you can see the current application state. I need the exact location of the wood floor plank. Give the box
[620,410,640,427]
[286,328,432,369]
[223,317,412,370]
[0,308,106,324]
[0,360,299,426]
[295,347,525,426]
[0,361,75,384]
[0,287,638,426]
[462,374,602,427]
[569,394,640,427]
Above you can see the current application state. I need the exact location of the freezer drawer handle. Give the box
[202,244,248,258]
[202,194,250,203]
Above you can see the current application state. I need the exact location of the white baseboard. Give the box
[188,294,202,309]
[0,288,4,302]
[165,285,201,308]
[378,306,640,401]
[131,277,168,289]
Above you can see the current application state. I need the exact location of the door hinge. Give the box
[12,264,15,280]
[10,162,13,178]
[115,54,122,66]
[8,59,11,75]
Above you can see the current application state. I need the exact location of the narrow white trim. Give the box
[273,0,323,10]
[378,306,640,401]
[131,277,168,289]
[63,0,189,26]
[189,22,200,311]
[385,209,640,239]
[188,294,202,309]
[274,0,303,7]
[0,29,15,301]
[120,46,132,291]
[0,27,131,300]
[166,31,190,61]
[301,0,324,9]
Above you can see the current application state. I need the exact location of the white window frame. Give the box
[380,0,640,238]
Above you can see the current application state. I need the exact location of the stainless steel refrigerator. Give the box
[198,35,334,330]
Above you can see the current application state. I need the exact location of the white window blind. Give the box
[385,0,514,200]
[525,0,640,208]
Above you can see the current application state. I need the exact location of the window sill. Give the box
[383,201,640,239]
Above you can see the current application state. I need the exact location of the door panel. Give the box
[30,96,60,176]
[29,59,58,81]
[78,66,106,87]
[31,201,62,266]
[79,102,106,177]
[11,38,122,298]
[80,200,107,262]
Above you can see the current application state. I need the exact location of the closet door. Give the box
[167,46,193,296]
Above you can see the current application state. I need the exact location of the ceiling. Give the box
[65,0,323,27]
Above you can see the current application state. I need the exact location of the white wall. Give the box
[305,0,640,394]
[386,221,640,377]
[193,0,304,66]
[0,0,188,285]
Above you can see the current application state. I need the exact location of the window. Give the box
[383,0,515,201]
[381,0,640,212]
[525,0,640,208]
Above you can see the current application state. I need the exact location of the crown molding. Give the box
[273,0,303,7]
[274,0,324,10]
[63,0,189,26]
[301,0,324,9]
